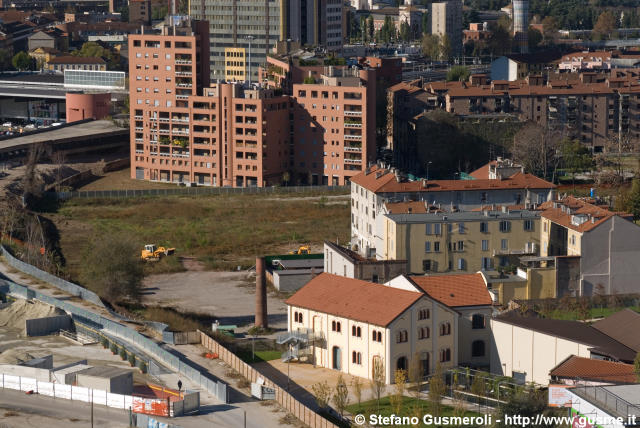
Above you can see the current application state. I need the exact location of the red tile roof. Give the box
[408,273,492,307]
[351,165,555,194]
[539,196,629,233]
[385,201,443,214]
[550,355,637,384]
[285,273,423,327]
[468,161,496,179]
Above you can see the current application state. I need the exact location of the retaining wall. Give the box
[25,314,72,336]
[162,331,200,345]
[199,331,339,428]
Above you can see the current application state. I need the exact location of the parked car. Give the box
[1,122,11,127]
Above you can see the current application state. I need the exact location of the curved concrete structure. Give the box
[65,93,110,123]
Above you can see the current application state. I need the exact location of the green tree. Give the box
[541,16,559,41]
[488,23,512,55]
[12,51,35,71]
[446,65,470,82]
[421,12,429,35]
[0,49,12,71]
[152,4,168,20]
[118,5,129,21]
[360,16,367,43]
[495,390,563,428]
[440,34,452,61]
[367,16,374,41]
[421,33,441,60]
[594,11,617,40]
[399,21,412,42]
[561,139,593,190]
[528,28,542,50]
[79,233,144,302]
[331,374,350,417]
[627,179,640,221]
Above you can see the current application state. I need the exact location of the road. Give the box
[0,386,286,428]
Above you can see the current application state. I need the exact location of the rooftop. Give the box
[285,273,423,327]
[550,355,636,384]
[351,164,555,194]
[493,311,637,362]
[408,273,492,307]
[76,366,132,378]
[591,309,640,352]
[539,196,629,233]
[384,208,540,223]
[48,56,106,65]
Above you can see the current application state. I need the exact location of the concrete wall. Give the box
[457,306,492,368]
[76,372,133,395]
[65,93,111,123]
[162,330,200,345]
[273,271,315,292]
[25,314,72,337]
[490,318,592,385]
[0,364,52,382]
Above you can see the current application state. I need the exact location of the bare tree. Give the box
[351,376,363,411]
[51,150,67,192]
[390,369,407,415]
[512,122,564,182]
[311,380,331,411]
[370,357,386,413]
[22,144,45,202]
[428,362,446,417]
[408,353,424,411]
[331,374,350,417]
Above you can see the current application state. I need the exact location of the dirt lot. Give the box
[78,168,178,191]
[142,270,288,330]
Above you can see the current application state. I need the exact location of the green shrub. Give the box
[110,342,118,354]
[128,353,136,367]
[119,347,127,360]
[138,361,148,373]
[101,337,109,348]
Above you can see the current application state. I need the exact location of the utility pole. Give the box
[91,389,94,428]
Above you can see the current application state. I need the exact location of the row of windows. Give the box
[425,220,534,235]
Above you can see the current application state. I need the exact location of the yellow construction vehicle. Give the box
[141,244,175,261]
[289,246,311,255]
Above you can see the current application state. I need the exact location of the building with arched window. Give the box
[285,273,458,384]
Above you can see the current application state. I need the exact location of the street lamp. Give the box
[245,36,254,86]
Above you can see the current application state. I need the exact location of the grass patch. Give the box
[236,349,282,364]
[128,305,210,332]
[142,255,187,275]
[346,396,483,428]
[540,306,640,321]
[48,191,349,288]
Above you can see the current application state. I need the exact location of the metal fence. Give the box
[54,185,349,200]
[0,279,228,404]
[572,385,640,418]
[0,245,106,309]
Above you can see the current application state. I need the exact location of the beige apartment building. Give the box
[285,273,458,383]
[376,208,540,274]
[350,163,554,257]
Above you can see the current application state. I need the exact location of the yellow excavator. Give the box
[141,244,175,262]
[289,245,311,255]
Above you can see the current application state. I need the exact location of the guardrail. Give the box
[53,185,349,200]
[0,278,228,404]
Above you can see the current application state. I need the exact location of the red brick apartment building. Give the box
[130,19,380,187]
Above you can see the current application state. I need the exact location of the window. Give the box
[472,314,485,329]
[418,309,430,320]
[480,222,489,233]
[501,239,508,250]
[294,312,303,323]
[499,221,511,232]
[458,223,465,233]
[396,330,408,343]
[457,241,464,251]
[482,240,489,251]
[425,242,431,252]
[434,242,440,252]
[332,320,341,332]
[425,224,432,235]
[372,330,383,342]
[440,348,451,362]
[447,223,452,233]
[352,351,362,364]
[472,340,485,357]
[352,326,362,337]
[524,220,534,231]
[457,258,466,270]
[439,322,451,336]
[434,224,442,235]
[571,235,576,246]
[543,222,548,232]
[418,327,430,339]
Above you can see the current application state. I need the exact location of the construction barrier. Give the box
[199,330,339,428]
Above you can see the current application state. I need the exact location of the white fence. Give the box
[0,373,134,410]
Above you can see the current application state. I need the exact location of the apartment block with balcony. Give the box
[376,208,540,274]
[292,66,377,185]
[129,19,289,187]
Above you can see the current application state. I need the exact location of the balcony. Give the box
[344,158,362,164]
[135,138,143,142]
[492,247,536,256]
[158,129,170,134]
[135,150,144,154]
[344,146,362,153]
[344,122,362,128]
[344,110,362,116]
[176,83,192,88]
[344,134,362,141]
[175,59,192,65]
[172,129,189,135]
[134,127,143,131]
[175,71,192,77]
[176,95,190,100]
[172,152,190,158]
[134,115,143,120]
[172,117,189,123]
[159,118,170,123]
